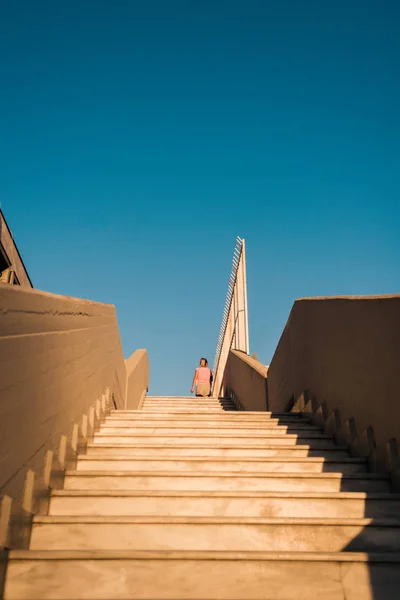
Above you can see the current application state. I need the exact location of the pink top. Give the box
[196,367,212,385]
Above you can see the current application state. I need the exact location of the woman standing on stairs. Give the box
[191,357,213,397]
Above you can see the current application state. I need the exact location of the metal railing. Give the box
[212,236,249,397]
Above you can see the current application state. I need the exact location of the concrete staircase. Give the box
[4,396,400,599]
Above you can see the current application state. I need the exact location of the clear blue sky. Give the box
[1,1,399,395]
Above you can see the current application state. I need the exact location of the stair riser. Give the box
[141,403,231,407]
[109,413,307,421]
[63,475,390,493]
[98,426,319,435]
[91,436,338,447]
[105,419,308,426]
[30,521,400,553]
[102,420,315,428]
[86,446,350,458]
[142,401,233,405]
[75,459,366,474]
[136,409,232,413]
[6,556,400,600]
[141,405,234,410]
[49,495,400,519]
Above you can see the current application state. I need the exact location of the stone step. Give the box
[103,418,316,428]
[142,400,231,404]
[138,410,236,414]
[49,490,400,519]
[110,411,307,420]
[97,425,321,435]
[142,398,233,403]
[86,443,350,458]
[139,408,237,412]
[146,397,231,400]
[91,433,340,448]
[145,394,229,397]
[6,550,400,600]
[63,470,391,493]
[139,408,232,413]
[141,403,235,409]
[139,409,296,415]
[29,516,400,553]
[106,415,309,425]
[143,397,231,401]
[76,456,367,474]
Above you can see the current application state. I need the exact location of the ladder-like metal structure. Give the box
[212,236,249,397]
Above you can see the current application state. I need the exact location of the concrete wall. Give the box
[0,284,126,504]
[125,349,150,409]
[223,349,268,411]
[0,210,32,288]
[268,295,400,451]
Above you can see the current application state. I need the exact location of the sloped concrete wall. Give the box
[0,285,126,503]
[125,349,150,409]
[0,210,32,288]
[223,349,268,411]
[267,295,400,449]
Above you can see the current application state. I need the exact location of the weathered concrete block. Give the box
[323,409,341,436]
[301,396,318,420]
[335,418,357,448]
[351,426,376,458]
[292,390,310,413]
[0,495,31,550]
[385,438,400,491]
[312,402,328,429]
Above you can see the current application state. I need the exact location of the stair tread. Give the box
[78,455,365,463]
[101,419,320,431]
[6,390,400,600]
[94,432,334,438]
[114,410,303,416]
[65,470,388,479]
[106,418,309,421]
[9,549,400,562]
[51,489,400,499]
[33,515,400,526]
[86,443,348,450]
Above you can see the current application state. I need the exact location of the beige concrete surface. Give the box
[125,349,149,409]
[0,548,6,599]
[85,443,350,458]
[0,285,126,505]
[102,418,315,428]
[105,423,314,432]
[95,424,319,435]
[48,490,400,519]
[63,471,390,493]
[106,413,305,422]
[4,396,400,599]
[90,433,340,447]
[75,455,367,474]
[5,551,400,599]
[222,349,268,411]
[29,515,400,553]
[267,296,400,460]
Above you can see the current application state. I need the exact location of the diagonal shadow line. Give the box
[278,413,400,600]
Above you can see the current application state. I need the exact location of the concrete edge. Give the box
[0,548,7,600]
[7,549,400,562]
[295,294,400,302]
[124,349,150,410]
[0,281,116,308]
[230,349,268,377]
[0,388,113,552]
[291,391,399,491]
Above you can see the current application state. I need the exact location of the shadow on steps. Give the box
[285,414,400,600]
